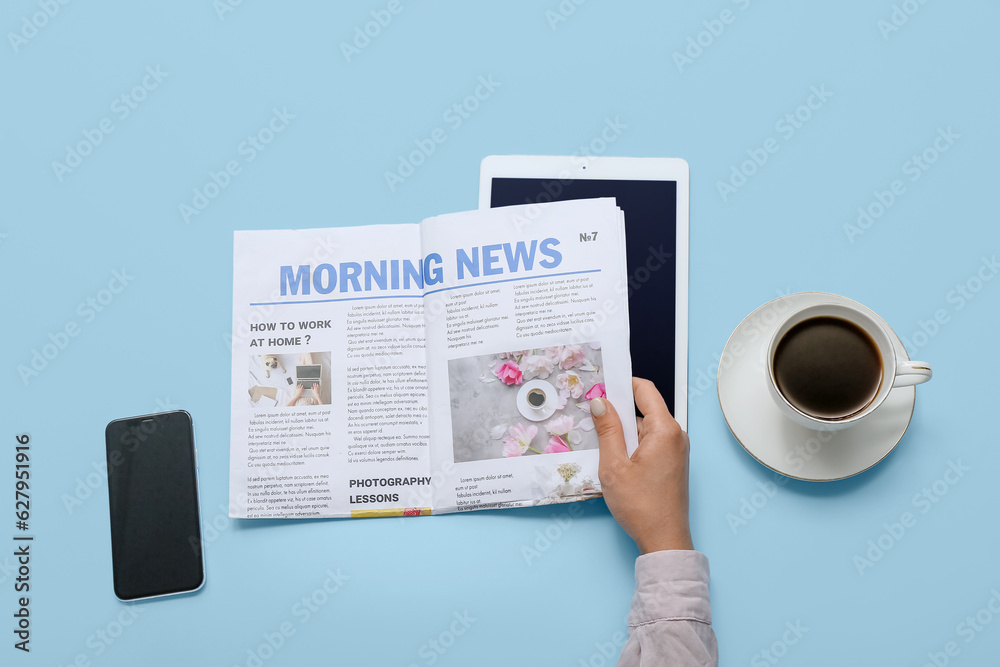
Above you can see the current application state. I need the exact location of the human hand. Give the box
[591,377,693,554]
[291,384,305,398]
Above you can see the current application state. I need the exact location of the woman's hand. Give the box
[591,377,693,554]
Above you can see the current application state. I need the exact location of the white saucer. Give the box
[516,380,558,422]
[717,292,915,481]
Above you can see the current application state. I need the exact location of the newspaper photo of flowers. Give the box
[447,342,605,463]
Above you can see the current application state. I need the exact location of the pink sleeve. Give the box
[617,550,718,667]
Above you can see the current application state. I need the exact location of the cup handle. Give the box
[893,361,932,387]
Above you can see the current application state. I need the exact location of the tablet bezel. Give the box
[478,155,689,429]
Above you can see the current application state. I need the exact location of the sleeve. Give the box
[616,550,718,667]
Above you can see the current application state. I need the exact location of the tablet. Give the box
[479,156,689,427]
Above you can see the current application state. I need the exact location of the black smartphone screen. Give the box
[490,178,679,415]
[105,410,204,600]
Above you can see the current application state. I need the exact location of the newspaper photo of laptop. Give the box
[296,363,322,389]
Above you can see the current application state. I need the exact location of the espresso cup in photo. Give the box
[765,300,932,430]
[526,388,548,410]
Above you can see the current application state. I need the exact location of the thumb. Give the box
[591,397,628,469]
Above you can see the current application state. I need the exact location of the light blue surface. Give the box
[3,1,998,665]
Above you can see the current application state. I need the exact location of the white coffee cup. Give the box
[765,300,932,430]
[526,388,548,411]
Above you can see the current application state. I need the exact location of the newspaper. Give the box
[229,198,637,518]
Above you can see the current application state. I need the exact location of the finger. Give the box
[590,397,629,470]
[630,377,684,459]
[632,377,672,422]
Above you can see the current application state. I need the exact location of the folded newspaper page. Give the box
[229,198,637,518]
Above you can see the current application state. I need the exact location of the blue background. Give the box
[2,1,998,665]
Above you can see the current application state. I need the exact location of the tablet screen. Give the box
[489,178,678,415]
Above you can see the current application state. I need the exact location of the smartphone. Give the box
[105,410,205,601]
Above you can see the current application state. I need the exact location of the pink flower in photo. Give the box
[502,422,537,457]
[584,383,606,400]
[502,439,524,457]
[521,354,555,380]
[558,345,586,369]
[495,361,523,385]
[545,414,576,437]
[546,414,584,448]
[510,422,536,444]
[543,346,562,362]
[556,371,585,398]
[544,435,571,454]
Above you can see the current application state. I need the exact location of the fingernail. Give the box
[590,398,606,417]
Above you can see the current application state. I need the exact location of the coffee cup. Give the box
[526,388,548,411]
[765,299,931,430]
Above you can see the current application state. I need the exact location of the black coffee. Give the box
[527,389,546,407]
[773,316,882,419]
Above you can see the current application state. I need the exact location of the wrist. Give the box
[636,530,693,554]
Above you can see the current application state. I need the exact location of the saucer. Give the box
[516,380,558,422]
[717,292,915,481]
